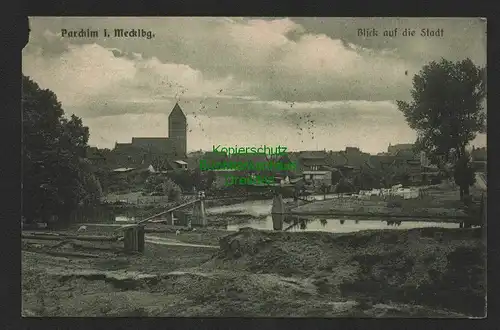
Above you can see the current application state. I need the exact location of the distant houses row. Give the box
[86,143,487,191]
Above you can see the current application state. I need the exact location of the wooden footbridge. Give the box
[116,192,207,252]
[22,192,208,255]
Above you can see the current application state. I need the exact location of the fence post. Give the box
[137,226,145,252]
[271,193,285,231]
[123,227,137,252]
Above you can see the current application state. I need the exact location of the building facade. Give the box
[110,103,187,168]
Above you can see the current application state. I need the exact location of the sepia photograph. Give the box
[21,17,486,317]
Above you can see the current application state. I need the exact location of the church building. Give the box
[111,103,188,170]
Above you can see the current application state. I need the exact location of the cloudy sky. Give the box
[22,17,487,154]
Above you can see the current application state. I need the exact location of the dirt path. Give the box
[22,227,485,317]
[145,235,219,249]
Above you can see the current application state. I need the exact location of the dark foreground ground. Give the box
[22,227,486,317]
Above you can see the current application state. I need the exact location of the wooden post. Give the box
[194,191,207,227]
[199,199,206,226]
[271,193,285,213]
[271,213,284,231]
[177,211,188,227]
[193,199,207,227]
[166,212,174,226]
[123,227,138,252]
[137,226,145,253]
[271,194,285,231]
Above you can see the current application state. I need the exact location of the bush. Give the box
[162,179,182,202]
[335,178,355,193]
[387,201,403,208]
[430,176,442,185]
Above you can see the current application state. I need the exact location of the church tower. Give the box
[168,102,187,157]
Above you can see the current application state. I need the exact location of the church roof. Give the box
[169,102,186,118]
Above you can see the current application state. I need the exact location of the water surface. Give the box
[205,196,460,233]
[226,216,459,233]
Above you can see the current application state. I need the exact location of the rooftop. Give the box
[169,102,186,118]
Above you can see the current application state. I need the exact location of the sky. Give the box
[22,17,487,154]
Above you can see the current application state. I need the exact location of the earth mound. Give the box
[212,227,486,316]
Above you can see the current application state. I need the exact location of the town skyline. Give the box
[22,17,487,154]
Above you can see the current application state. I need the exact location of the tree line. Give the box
[23,75,102,225]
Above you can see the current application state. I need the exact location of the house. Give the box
[230,153,269,171]
[199,151,229,169]
[281,151,332,191]
[173,160,188,170]
[297,151,328,172]
[369,155,397,172]
[326,147,372,177]
[393,150,422,183]
[388,143,415,155]
[149,156,189,172]
[302,170,332,185]
[277,152,300,176]
[370,148,423,184]
[471,146,487,173]
[86,147,107,166]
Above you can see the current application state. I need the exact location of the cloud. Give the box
[23,42,137,107]
[23,17,487,153]
[23,40,246,118]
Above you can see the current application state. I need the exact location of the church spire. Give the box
[169,102,186,118]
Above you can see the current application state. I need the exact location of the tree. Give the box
[144,175,164,194]
[161,178,182,202]
[353,169,382,190]
[453,152,476,199]
[191,169,216,192]
[397,58,486,199]
[168,170,194,192]
[205,171,216,190]
[335,178,355,194]
[22,75,101,224]
[144,175,182,201]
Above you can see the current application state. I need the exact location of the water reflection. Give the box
[227,215,459,233]
[271,213,284,231]
[210,197,460,233]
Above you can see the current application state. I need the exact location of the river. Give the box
[110,195,459,233]
[205,197,459,233]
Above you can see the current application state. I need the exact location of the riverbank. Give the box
[22,226,485,317]
[290,184,472,221]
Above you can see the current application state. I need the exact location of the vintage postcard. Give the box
[22,17,486,317]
